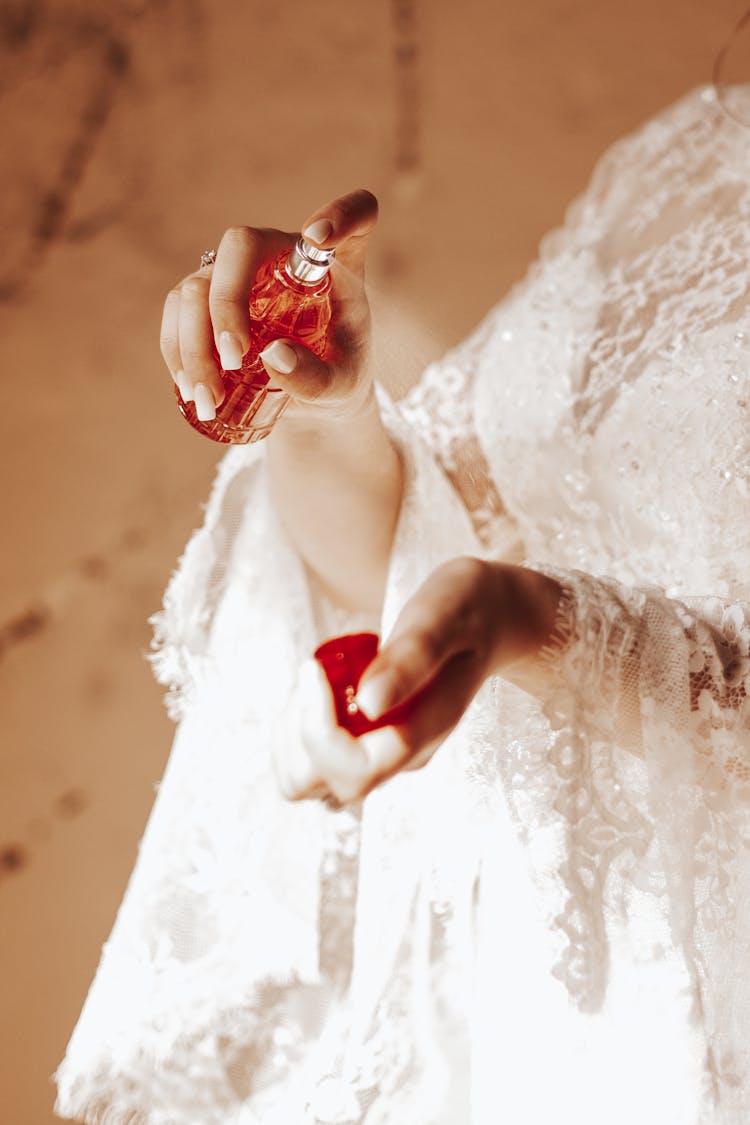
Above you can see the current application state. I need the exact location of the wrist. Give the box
[487,563,563,672]
[272,381,379,445]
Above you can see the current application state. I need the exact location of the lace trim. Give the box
[532,567,750,1112]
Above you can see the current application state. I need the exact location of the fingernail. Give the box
[361,727,403,773]
[218,331,244,371]
[302,219,333,245]
[176,370,194,403]
[260,340,297,374]
[194,382,216,421]
[355,674,396,721]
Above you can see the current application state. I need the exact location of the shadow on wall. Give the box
[0,0,203,300]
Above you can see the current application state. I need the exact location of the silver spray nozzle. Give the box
[287,238,336,284]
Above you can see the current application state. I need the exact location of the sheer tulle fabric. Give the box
[55,86,750,1124]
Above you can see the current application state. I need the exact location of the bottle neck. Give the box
[285,238,336,285]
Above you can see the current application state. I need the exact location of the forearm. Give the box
[266,390,404,615]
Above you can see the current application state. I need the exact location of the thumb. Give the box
[354,558,494,721]
[258,338,333,404]
[355,630,447,723]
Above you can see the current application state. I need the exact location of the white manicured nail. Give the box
[176,370,193,403]
[361,727,403,773]
[260,340,297,374]
[194,382,216,421]
[355,674,394,721]
[302,219,333,245]
[218,331,244,371]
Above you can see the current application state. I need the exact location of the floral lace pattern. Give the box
[532,572,750,1119]
[56,86,750,1125]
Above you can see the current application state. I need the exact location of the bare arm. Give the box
[267,395,403,615]
[160,189,402,614]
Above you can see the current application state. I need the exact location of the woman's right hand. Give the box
[159,188,379,427]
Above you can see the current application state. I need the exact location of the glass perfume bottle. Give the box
[177,238,336,444]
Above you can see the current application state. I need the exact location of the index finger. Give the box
[301,188,378,282]
[209,225,293,367]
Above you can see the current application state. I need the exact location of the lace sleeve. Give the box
[539,569,750,803]
[524,567,750,1112]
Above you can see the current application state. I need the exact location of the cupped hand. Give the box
[159,188,378,426]
[273,559,562,806]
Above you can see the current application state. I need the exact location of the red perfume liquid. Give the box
[314,632,421,737]
[177,241,335,444]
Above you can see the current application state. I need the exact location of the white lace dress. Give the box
[55,86,750,1125]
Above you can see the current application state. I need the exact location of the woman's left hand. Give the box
[273,558,562,806]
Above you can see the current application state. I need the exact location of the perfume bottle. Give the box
[177,238,336,444]
[314,632,421,737]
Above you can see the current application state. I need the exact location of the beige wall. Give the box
[0,1,745,1119]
